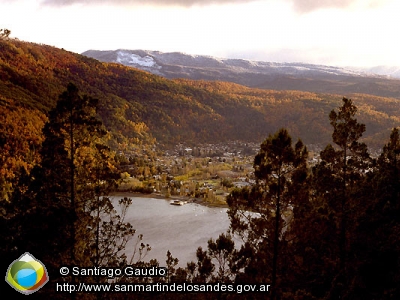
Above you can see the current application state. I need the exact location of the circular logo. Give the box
[5,252,49,295]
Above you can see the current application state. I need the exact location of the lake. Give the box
[111,196,233,267]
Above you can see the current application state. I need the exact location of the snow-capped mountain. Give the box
[115,51,159,68]
[82,49,400,97]
[83,49,366,77]
[364,66,400,78]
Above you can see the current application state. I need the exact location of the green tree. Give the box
[38,83,108,271]
[307,98,370,299]
[374,128,400,205]
[189,247,214,283]
[6,84,138,299]
[329,97,369,271]
[183,233,237,285]
[206,233,237,282]
[165,250,179,283]
[227,128,308,299]
[349,128,400,299]
[288,149,340,299]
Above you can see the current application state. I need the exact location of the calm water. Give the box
[111,196,232,267]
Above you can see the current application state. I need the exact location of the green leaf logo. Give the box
[5,252,49,295]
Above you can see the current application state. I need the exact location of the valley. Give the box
[1,38,398,200]
[1,36,399,300]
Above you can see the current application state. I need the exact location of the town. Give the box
[116,141,327,206]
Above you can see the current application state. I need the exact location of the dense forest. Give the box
[1,37,399,299]
[1,38,399,150]
[1,38,399,199]
[2,87,399,299]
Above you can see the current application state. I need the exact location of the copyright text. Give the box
[59,266,167,278]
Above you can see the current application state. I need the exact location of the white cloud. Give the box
[1,0,399,67]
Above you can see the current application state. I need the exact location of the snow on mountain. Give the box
[131,50,373,77]
[116,51,157,68]
[81,49,400,97]
[83,49,372,78]
[366,66,400,78]
[83,49,400,79]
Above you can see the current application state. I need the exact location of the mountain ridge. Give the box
[0,39,399,155]
[82,49,375,77]
[1,38,400,191]
[82,49,400,98]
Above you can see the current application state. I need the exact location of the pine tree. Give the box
[11,84,137,299]
[227,128,308,299]
[310,97,370,299]
[183,233,237,285]
[350,128,400,299]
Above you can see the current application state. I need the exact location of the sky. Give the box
[1,0,399,68]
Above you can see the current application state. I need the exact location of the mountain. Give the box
[365,66,400,78]
[1,39,399,158]
[82,49,400,98]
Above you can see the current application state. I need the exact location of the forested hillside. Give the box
[1,38,399,153]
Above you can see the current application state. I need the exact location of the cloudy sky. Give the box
[1,0,399,68]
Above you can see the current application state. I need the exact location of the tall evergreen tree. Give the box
[227,128,308,299]
[6,84,137,299]
[329,97,369,271]
[310,97,370,299]
[350,128,400,299]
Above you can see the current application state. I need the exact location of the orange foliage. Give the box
[0,98,46,185]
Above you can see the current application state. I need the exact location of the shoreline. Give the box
[109,191,228,208]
